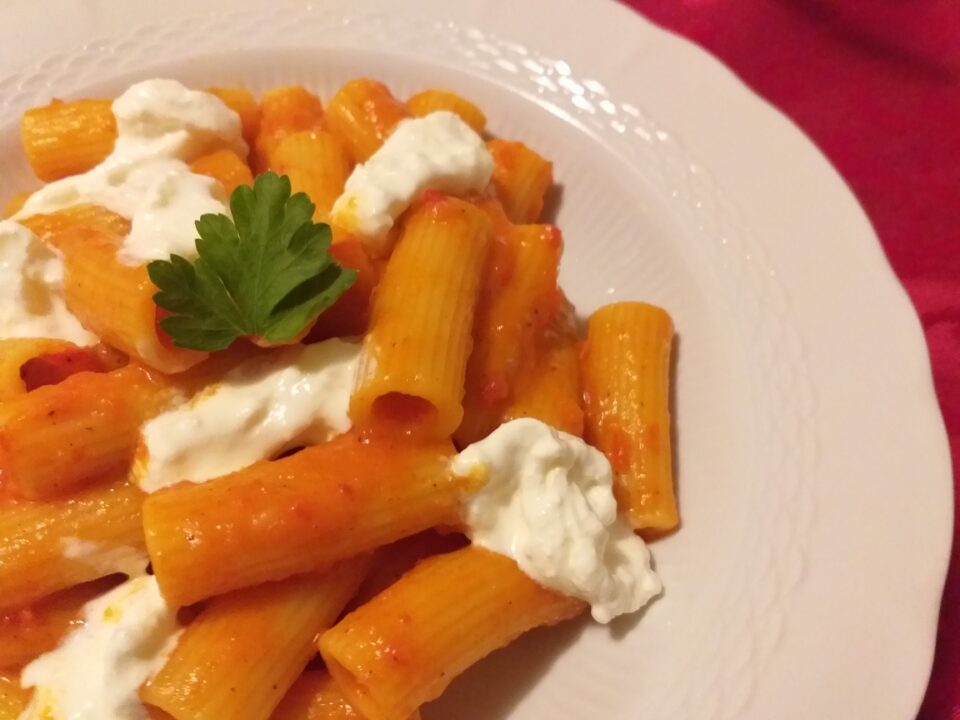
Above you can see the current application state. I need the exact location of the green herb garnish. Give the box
[148,172,355,351]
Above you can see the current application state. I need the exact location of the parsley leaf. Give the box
[147,172,356,351]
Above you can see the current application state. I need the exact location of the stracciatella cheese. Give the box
[19,576,181,720]
[0,220,94,344]
[14,78,245,265]
[452,418,662,623]
[331,111,493,256]
[135,339,360,492]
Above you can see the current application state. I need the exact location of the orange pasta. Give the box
[0,338,77,402]
[18,203,131,249]
[271,671,422,720]
[350,196,491,437]
[325,79,410,163]
[57,225,207,373]
[581,302,677,533]
[352,531,467,608]
[189,148,253,196]
[456,222,562,445]
[319,547,584,720]
[143,561,368,720]
[0,363,173,500]
[0,671,31,718]
[0,479,146,608]
[143,430,468,607]
[268,130,352,217]
[206,86,261,149]
[253,86,325,172]
[20,98,116,181]
[0,576,121,669]
[487,139,553,223]
[406,89,486,134]
[504,300,584,436]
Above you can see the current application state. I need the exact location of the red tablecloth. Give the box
[619,1,960,716]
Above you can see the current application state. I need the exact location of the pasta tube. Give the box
[487,139,553,223]
[326,79,410,163]
[406,89,485,134]
[0,339,76,402]
[144,431,467,607]
[189,148,254,196]
[319,547,583,720]
[271,671,422,720]
[581,302,677,532]
[20,99,116,181]
[502,296,583,436]
[143,561,368,720]
[268,130,352,217]
[57,225,208,373]
[253,86,325,172]
[0,479,146,608]
[0,363,173,499]
[350,196,491,437]
[456,222,562,445]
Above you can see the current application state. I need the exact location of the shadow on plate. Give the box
[421,614,588,719]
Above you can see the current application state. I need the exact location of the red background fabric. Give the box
[618,1,960,716]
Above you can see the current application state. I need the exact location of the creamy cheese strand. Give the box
[14,78,246,265]
[452,418,662,623]
[331,111,493,256]
[0,220,95,343]
[136,339,360,493]
[19,576,181,720]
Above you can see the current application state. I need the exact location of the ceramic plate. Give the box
[0,1,951,718]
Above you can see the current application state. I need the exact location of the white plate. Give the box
[0,1,952,718]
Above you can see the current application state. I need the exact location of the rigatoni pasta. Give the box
[0,363,173,499]
[142,561,368,720]
[20,99,116,181]
[581,301,677,533]
[57,225,208,373]
[189,148,254,196]
[350,195,491,437]
[326,79,410,163]
[143,431,469,606]
[253,86,325,172]
[487,139,554,223]
[271,671,422,720]
[269,130,352,217]
[0,338,76,401]
[407,89,486,134]
[456,221,562,445]
[319,547,584,720]
[0,478,145,608]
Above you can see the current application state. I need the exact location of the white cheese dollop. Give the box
[14,78,245,265]
[453,418,662,623]
[0,220,94,343]
[19,575,181,720]
[136,339,360,493]
[60,537,149,578]
[331,111,493,256]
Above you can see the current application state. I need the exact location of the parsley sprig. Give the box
[148,172,355,351]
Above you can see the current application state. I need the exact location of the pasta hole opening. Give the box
[372,393,437,428]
